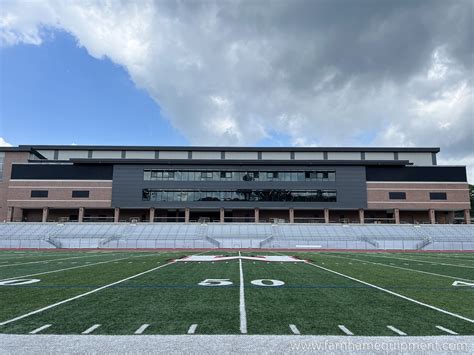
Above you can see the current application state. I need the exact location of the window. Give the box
[266,172,279,180]
[389,192,406,200]
[143,169,335,182]
[142,189,336,202]
[220,171,232,179]
[31,190,48,198]
[200,171,213,180]
[72,190,90,198]
[430,192,447,200]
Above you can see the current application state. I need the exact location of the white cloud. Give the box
[0,0,473,179]
[0,137,12,147]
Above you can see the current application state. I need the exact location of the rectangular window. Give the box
[72,190,90,198]
[200,171,213,180]
[266,172,279,180]
[430,192,447,200]
[220,171,232,179]
[389,192,406,200]
[31,190,48,198]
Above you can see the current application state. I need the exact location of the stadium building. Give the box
[0,145,471,225]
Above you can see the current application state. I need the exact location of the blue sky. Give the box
[0,30,188,146]
[0,0,472,181]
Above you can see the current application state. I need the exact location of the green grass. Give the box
[0,250,473,335]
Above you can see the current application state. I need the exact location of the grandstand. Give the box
[1,222,473,250]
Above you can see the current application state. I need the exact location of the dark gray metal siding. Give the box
[112,164,367,209]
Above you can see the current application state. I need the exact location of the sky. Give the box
[0,0,472,179]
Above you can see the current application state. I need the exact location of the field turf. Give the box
[0,250,473,336]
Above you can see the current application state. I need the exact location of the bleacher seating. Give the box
[0,222,473,250]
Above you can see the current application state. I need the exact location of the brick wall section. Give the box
[367,182,470,210]
[0,152,29,221]
[7,180,113,209]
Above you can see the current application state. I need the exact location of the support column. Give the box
[289,208,294,223]
[149,208,155,223]
[429,209,436,224]
[6,206,14,222]
[464,209,471,224]
[358,209,364,224]
[254,208,260,223]
[42,207,49,223]
[220,208,225,223]
[394,208,400,224]
[114,208,120,223]
[78,207,84,223]
[185,208,190,223]
[324,208,330,224]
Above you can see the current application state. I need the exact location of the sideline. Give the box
[0,334,472,354]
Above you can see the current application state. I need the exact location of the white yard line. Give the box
[29,324,51,334]
[338,325,353,335]
[320,254,474,283]
[238,251,248,334]
[0,260,177,326]
[0,254,151,281]
[387,325,406,336]
[187,324,198,334]
[435,325,458,335]
[0,253,124,268]
[82,324,101,334]
[289,324,300,335]
[353,253,474,269]
[134,324,150,334]
[305,261,474,324]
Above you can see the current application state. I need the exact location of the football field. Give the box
[0,250,473,336]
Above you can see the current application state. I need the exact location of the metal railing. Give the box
[364,218,396,224]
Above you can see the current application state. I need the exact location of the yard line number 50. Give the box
[198,279,284,287]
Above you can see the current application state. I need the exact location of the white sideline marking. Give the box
[187,324,198,334]
[321,254,474,283]
[289,324,300,335]
[0,255,147,281]
[134,324,150,334]
[29,324,51,334]
[238,251,248,334]
[0,260,177,326]
[305,262,474,324]
[338,325,353,335]
[436,325,458,335]
[387,325,406,336]
[0,253,122,268]
[82,324,101,334]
